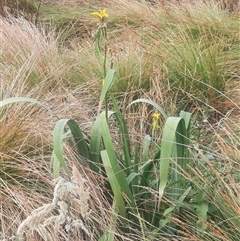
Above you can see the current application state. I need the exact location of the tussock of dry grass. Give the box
[0,16,94,240]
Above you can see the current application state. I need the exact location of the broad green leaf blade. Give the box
[158,117,187,206]
[0,97,42,107]
[179,111,192,132]
[126,172,140,185]
[127,98,168,120]
[52,153,61,179]
[196,201,208,222]
[89,111,114,173]
[139,158,154,187]
[179,111,191,162]
[99,112,136,210]
[67,119,89,159]
[101,150,126,218]
[53,119,71,178]
[111,95,132,176]
[196,201,208,231]
[89,114,102,173]
[100,69,116,102]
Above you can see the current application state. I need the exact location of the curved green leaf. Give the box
[67,119,89,159]
[0,97,42,107]
[89,111,114,173]
[99,112,136,210]
[101,150,126,218]
[100,69,116,102]
[127,98,168,120]
[53,119,71,178]
[158,117,188,206]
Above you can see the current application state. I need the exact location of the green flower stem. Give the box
[103,26,107,77]
[102,26,108,120]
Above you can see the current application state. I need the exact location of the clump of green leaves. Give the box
[50,9,202,239]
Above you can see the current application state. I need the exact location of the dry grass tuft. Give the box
[0,16,94,240]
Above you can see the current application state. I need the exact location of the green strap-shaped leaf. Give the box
[100,69,116,103]
[101,150,126,218]
[89,114,102,173]
[111,95,131,176]
[53,119,92,177]
[98,69,116,114]
[67,119,89,159]
[127,98,168,120]
[180,110,192,132]
[179,110,191,166]
[158,117,188,206]
[53,119,71,178]
[99,112,136,210]
[89,111,114,173]
[0,97,42,107]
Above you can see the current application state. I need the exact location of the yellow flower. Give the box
[102,79,105,86]
[152,113,160,120]
[152,112,161,132]
[91,8,108,22]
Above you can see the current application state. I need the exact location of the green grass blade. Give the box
[127,98,168,120]
[53,119,71,178]
[133,143,139,174]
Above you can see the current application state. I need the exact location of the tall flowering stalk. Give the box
[91,8,113,118]
[91,8,108,76]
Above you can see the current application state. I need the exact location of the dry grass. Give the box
[0,16,94,240]
[0,13,134,240]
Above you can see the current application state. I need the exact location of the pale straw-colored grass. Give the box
[0,16,95,240]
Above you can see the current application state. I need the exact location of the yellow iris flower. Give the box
[152,112,161,130]
[91,8,108,22]
[152,113,160,120]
